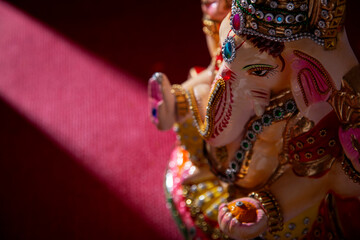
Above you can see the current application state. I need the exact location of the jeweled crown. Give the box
[230,0,346,49]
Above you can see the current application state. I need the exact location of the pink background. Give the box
[0,1,359,239]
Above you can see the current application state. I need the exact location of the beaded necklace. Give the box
[207,90,297,183]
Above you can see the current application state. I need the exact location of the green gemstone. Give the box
[248,133,254,139]
[275,110,282,117]
[231,162,237,169]
[224,42,233,59]
[237,152,243,159]
[264,117,270,123]
[243,142,249,148]
[254,125,260,130]
[287,103,294,110]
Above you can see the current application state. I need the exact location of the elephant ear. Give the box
[290,50,336,122]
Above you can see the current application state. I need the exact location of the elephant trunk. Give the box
[187,78,226,140]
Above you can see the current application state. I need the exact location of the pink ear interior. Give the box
[292,50,336,107]
[339,127,360,167]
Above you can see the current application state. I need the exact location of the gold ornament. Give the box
[328,65,360,129]
[230,0,346,50]
[171,84,189,119]
[249,190,284,233]
[203,18,221,43]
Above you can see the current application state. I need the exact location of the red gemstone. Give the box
[233,14,241,30]
[222,69,232,81]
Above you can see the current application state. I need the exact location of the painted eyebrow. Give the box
[242,64,276,70]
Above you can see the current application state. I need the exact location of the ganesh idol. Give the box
[149,0,360,239]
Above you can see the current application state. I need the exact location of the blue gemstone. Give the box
[224,42,232,59]
[152,108,157,118]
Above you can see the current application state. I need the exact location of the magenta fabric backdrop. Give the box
[0,1,359,240]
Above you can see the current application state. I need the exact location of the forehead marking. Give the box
[235,40,246,51]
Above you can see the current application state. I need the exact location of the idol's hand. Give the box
[218,197,267,240]
[148,72,175,130]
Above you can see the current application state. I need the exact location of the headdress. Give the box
[229,0,346,50]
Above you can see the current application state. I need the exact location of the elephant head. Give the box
[187,0,358,190]
[191,14,357,147]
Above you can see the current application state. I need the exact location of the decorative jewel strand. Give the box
[208,90,297,183]
[230,0,347,49]
[235,0,309,27]
[171,84,189,119]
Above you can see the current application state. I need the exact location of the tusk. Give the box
[253,101,266,117]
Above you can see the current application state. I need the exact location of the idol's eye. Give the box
[242,64,277,77]
[251,69,269,76]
